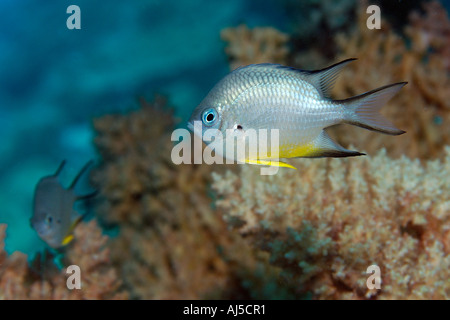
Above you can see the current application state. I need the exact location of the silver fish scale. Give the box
[191,60,405,162]
[214,65,342,146]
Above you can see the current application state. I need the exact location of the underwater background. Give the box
[0,0,288,254]
[0,0,449,299]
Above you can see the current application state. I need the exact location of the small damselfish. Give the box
[31,160,96,248]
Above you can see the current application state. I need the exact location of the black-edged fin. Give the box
[75,190,98,201]
[304,131,365,158]
[302,58,357,99]
[69,160,94,190]
[61,213,85,247]
[341,82,407,135]
[54,160,66,177]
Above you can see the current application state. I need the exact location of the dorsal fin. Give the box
[69,160,94,190]
[54,160,66,177]
[234,59,356,99]
[301,58,356,99]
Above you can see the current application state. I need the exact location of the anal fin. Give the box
[304,131,365,158]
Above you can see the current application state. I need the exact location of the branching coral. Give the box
[328,1,450,159]
[0,220,126,299]
[282,0,356,35]
[283,0,356,64]
[212,148,450,299]
[407,1,450,71]
[0,224,30,299]
[92,97,287,299]
[221,25,289,71]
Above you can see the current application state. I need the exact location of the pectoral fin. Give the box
[246,159,297,169]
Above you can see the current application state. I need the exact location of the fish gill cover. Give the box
[0,0,449,300]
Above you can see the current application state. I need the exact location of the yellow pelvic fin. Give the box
[243,143,321,169]
[61,215,84,247]
[61,234,74,246]
[246,159,297,169]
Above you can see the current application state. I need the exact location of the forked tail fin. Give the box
[341,82,407,135]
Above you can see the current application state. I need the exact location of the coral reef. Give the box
[282,0,356,35]
[92,97,289,299]
[328,0,450,159]
[312,0,355,31]
[212,148,450,299]
[0,220,126,299]
[221,25,289,71]
[284,0,357,65]
[407,1,450,71]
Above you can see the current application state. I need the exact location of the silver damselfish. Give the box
[188,59,406,168]
[31,160,96,248]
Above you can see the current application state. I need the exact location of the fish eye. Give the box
[202,108,217,126]
[46,215,53,224]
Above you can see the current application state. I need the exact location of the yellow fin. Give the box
[246,159,297,169]
[282,131,364,158]
[61,215,83,247]
[61,234,74,246]
[279,143,318,158]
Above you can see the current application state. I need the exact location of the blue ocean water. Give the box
[0,0,287,255]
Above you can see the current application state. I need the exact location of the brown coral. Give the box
[0,220,126,299]
[328,1,450,159]
[0,224,30,299]
[221,24,289,71]
[407,1,450,71]
[212,148,450,299]
[92,97,280,299]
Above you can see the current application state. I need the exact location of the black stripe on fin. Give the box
[69,160,94,190]
[306,150,365,158]
[302,130,365,158]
